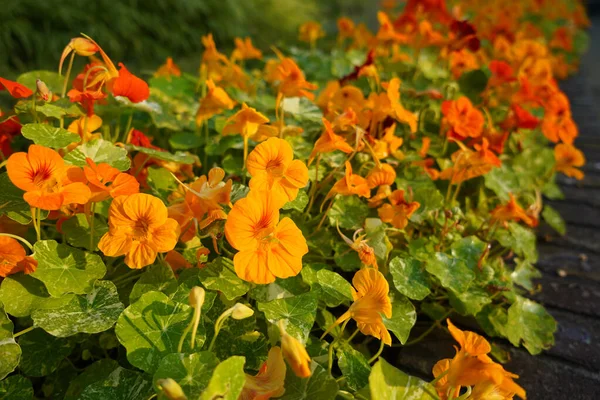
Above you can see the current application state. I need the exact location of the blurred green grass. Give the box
[0,0,376,77]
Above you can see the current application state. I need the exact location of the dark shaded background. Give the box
[0,0,377,77]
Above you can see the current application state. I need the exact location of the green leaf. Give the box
[450,236,486,271]
[147,167,179,201]
[382,293,417,344]
[458,69,488,102]
[0,304,20,380]
[506,296,556,355]
[249,275,308,303]
[283,189,309,212]
[115,291,204,373]
[18,329,74,377]
[0,274,51,318]
[364,218,393,266]
[369,359,436,400]
[282,97,323,123]
[448,286,492,316]
[64,359,119,400]
[129,145,196,164]
[476,304,508,338]
[484,164,520,201]
[129,263,178,304]
[32,240,107,297]
[542,205,566,235]
[258,291,318,342]
[279,361,338,400]
[197,257,251,301]
[0,375,33,400]
[169,132,203,150]
[0,172,33,224]
[305,268,353,307]
[200,356,246,400]
[21,123,80,149]
[511,259,541,291]
[333,240,362,272]
[77,367,154,400]
[328,195,370,230]
[153,352,219,399]
[389,256,431,301]
[337,344,371,391]
[32,281,123,337]
[17,70,65,94]
[61,213,109,251]
[425,253,474,293]
[64,139,131,171]
[410,187,444,223]
[495,223,538,263]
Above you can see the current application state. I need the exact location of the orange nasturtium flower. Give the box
[111,63,150,103]
[554,143,585,180]
[385,78,418,134]
[542,92,578,144]
[247,138,308,202]
[0,237,37,278]
[439,139,501,184]
[366,163,396,189]
[323,268,393,345]
[308,118,354,165]
[326,161,371,201]
[59,37,100,74]
[7,145,91,211]
[195,79,236,126]
[441,96,485,140]
[222,103,278,163]
[337,225,378,269]
[98,193,180,269]
[0,77,34,99]
[154,57,182,79]
[225,190,308,284]
[239,346,286,400]
[276,58,318,100]
[432,320,526,400]
[372,123,404,160]
[377,189,420,229]
[298,21,325,48]
[232,37,263,61]
[491,193,538,228]
[337,17,356,41]
[83,158,139,202]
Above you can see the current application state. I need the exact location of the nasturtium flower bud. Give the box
[231,303,254,320]
[157,378,187,400]
[189,286,205,309]
[278,320,311,378]
[36,79,52,101]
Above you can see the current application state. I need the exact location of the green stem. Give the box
[327,319,349,374]
[0,233,34,251]
[346,328,360,343]
[368,340,385,364]
[123,112,134,140]
[304,154,321,215]
[112,269,141,285]
[13,326,36,338]
[404,311,452,347]
[89,202,96,251]
[61,52,75,98]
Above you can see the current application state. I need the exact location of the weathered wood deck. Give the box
[395,15,600,400]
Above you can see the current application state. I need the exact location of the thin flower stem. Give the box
[13,325,36,338]
[304,154,321,215]
[346,328,360,343]
[30,207,41,242]
[61,52,75,98]
[112,269,141,285]
[208,309,232,352]
[404,311,452,347]
[190,304,202,349]
[316,200,334,231]
[328,319,349,374]
[0,233,34,251]
[124,112,134,140]
[368,340,385,364]
[362,139,382,168]
[450,181,463,206]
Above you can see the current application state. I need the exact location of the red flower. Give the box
[112,63,150,103]
[67,89,107,116]
[0,115,22,158]
[0,77,33,99]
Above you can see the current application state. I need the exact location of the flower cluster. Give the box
[0,0,589,398]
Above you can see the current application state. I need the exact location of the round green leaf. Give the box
[64,139,131,171]
[18,329,74,377]
[61,213,109,251]
[313,268,353,307]
[115,291,204,373]
[200,356,246,400]
[17,70,65,94]
[279,361,338,400]
[258,291,318,343]
[369,359,436,400]
[153,352,219,399]
[0,274,50,318]
[169,132,203,150]
[64,359,119,400]
[32,240,107,297]
[32,281,124,337]
[282,190,309,212]
[197,257,251,301]
[0,172,32,224]
[129,263,177,304]
[0,305,20,380]
[389,257,431,301]
[542,205,566,236]
[425,252,474,293]
[506,296,556,355]
[337,344,371,391]
[328,195,370,230]
[0,375,34,400]
[77,367,154,400]
[381,293,417,345]
[21,124,80,149]
[129,145,195,164]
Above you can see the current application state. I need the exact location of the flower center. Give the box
[31,164,54,189]
[133,217,151,240]
[266,159,285,177]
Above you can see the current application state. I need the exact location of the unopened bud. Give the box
[189,286,205,309]
[69,37,99,57]
[157,378,187,400]
[278,320,312,378]
[36,79,52,101]
[231,303,254,320]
